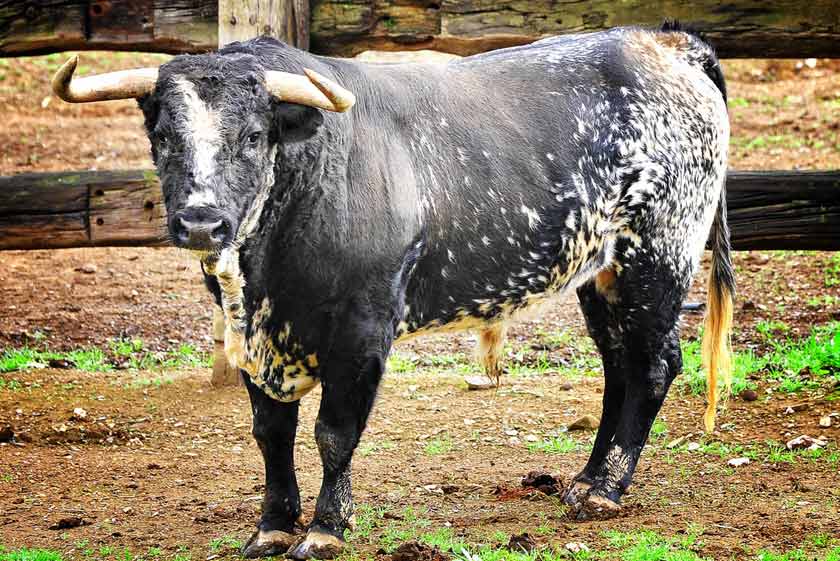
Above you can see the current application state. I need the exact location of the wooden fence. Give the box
[0,0,838,383]
[2,169,838,252]
[2,1,840,59]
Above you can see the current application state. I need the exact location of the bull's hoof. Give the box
[241,529,299,558]
[562,480,592,508]
[286,527,345,560]
[572,493,622,521]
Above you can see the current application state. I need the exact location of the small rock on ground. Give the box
[75,263,97,274]
[568,415,600,431]
[786,435,827,451]
[464,376,495,391]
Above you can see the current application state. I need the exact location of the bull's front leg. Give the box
[287,353,385,559]
[241,376,303,558]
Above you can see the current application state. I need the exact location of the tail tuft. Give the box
[701,196,735,432]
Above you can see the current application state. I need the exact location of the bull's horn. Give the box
[264,68,355,112]
[52,55,159,103]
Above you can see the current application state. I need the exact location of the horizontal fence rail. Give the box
[0,169,838,251]
[2,1,839,58]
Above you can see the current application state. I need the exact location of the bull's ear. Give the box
[275,103,324,143]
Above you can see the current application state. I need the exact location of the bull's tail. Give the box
[667,19,736,432]
[701,189,735,432]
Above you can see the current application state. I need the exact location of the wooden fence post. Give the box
[210,0,310,386]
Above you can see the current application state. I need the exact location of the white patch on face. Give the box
[185,190,218,207]
[173,77,222,187]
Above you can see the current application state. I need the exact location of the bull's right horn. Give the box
[264,68,355,112]
[52,55,159,103]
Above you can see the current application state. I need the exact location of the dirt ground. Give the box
[1,51,839,560]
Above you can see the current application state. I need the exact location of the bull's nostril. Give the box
[211,221,229,243]
[176,217,191,242]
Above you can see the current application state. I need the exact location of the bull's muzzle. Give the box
[170,207,232,252]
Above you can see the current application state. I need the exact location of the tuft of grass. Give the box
[526,434,579,455]
[680,322,840,396]
[825,254,840,287]
[679,339,761,396]
[0,340,211,374]
[603,529,707,561]
[387,353,417,374]
[358,439,396,457]
[756,548,840,561]
[208,535,241,553]
[650,418,669,441]
[0,549,63,561]
[764,322,840,393]
[424,434,453,456]
[756,320,790,339]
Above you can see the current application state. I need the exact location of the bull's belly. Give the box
[396,234,615,342]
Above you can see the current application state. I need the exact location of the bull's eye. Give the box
[247,131,261,144]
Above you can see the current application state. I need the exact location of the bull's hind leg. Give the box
[564,271,627,506]
[241,376,303,558]
[565,249,687,521]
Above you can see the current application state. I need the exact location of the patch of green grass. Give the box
[809,533,835,548]
[112,340,210,370]
[756,548,840,561]
[387,352,417,374]
[0,340,211,374]
[0,348,50,373]
[208,535,241,553]
[526,434,579,454]
[680,438,838,467]
[807,295,840,309]
[424,434,453,456]
[825,254,840,287]
[66,348,112,372]
[765,322,840,393]
[650,418,668,441]
[603,529,708,561]
[681,322,840,396]
[679,339,761,396]
[756,320,790,339]
[0,377,23,391]
[0,549,63,561]
[358,439,396,456]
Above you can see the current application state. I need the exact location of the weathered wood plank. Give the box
[0,169,838,251]
[3,0,840,58]
[726,171,840,251]
[0,170,167,250]
[0,0,218,56]
[310,0,840,58]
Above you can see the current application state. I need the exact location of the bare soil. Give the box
[1,53,839,559]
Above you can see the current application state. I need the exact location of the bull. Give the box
[52,23,734,559]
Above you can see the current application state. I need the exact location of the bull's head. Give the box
[52,53,355,255]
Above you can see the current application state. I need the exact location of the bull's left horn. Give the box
[264,68,355,112]
[52,55,159,103]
